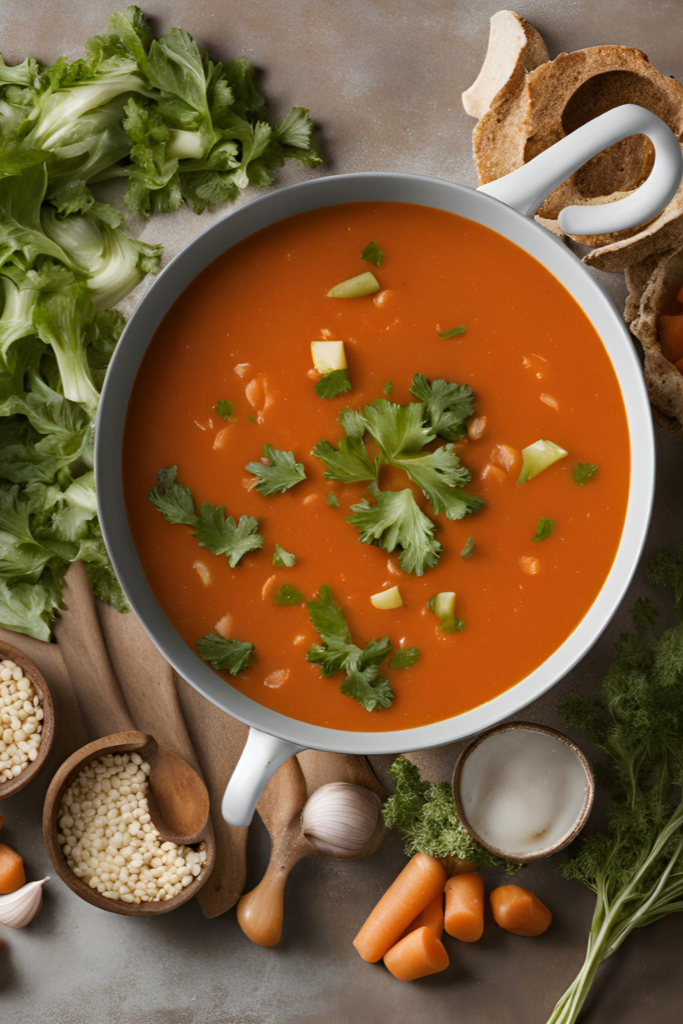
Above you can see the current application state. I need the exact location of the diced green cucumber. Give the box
[311,340,346,373]
[517,439,568,484]
[427,592,464,634]
[370,586,403,610]
[327,272,380,298]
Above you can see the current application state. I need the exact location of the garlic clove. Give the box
[0,877,49,928]
[301,782,385,860]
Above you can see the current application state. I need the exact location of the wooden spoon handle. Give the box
[54,563,134,736]
[236,844,310,947]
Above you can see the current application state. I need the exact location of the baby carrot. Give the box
[402,891,444,940]
[353,853,447,962]
[0,843,25,894]
[384,926,450,982]
[444,872,485,942]
[490,884,552,937]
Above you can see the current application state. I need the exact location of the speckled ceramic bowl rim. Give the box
[452,721,595,863]
[0,640,54,801]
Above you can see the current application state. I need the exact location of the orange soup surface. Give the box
[123,202,630,733]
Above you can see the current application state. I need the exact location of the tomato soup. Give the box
[123,202,630,732]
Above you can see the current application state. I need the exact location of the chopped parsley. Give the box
[532,516,555,543]
[197,634,254,675]
[383,380,394,396]
[148,467,262,567]
[389,647,421,669]
[273,544,296,567]
[247,414,257,423]
[306,584,395,711]
[274,583,306,606]
[572,462,599,487]
[215,399,234,420]
[438,325,466,339]
[312,376,483,576]
[460,536,475,559]
[314,368,352,400]
[360,241,384,267]
[246,444,306,496]
[327,492,340,508]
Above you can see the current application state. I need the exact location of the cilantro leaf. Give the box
[148,466,196,525]
[532,516,555,543]
[273,544,296,567]
[314,368,352,400]
[572,463,599,487]
[460,536,475,559]
[306,583,394,711]
[215,399,234,419]
[246,444,306,495]
[392,444,483,521]
[389,647,421,669]
[193,504,263,567]
[363,399,434,460]
[361,241,384,267]
[348,488,442,576]
[197,633,254,675]
[274,583,306,605]
[409,374,474,442]
[438,326,466,339]
[327,492,340,508]
[312,437,378,484]
[339,408,367,438]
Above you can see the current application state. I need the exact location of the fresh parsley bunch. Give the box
[548,546,683,1024]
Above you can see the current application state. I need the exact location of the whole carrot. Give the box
[353,853,447,962]
[384,926,449,982]
[444,872,485,942]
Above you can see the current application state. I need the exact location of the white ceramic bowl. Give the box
[96,105,680,825]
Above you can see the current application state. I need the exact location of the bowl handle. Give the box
[478,103,683,236]
[222,727,305,826]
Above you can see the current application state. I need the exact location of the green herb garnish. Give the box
[360,241,384,267]
[383,380,394,396]
[327,492,340,508]
[246,444,306,496]
[460,536,475,559]
[314,368,352,400]
[572,462,599,487]
[532,516,555,543]
[273,544,296,567]
[438,326,466,339]
[389,647,421,669]
[350,487,442,577]
[383,756,518,870]
[306,584,394,711]
[273,583,306,606]
[148,466,262,567]
[215,399,234,420]
[197,634,253,675]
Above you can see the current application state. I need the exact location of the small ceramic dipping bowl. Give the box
[0,640,55,801]
[453,722,595,863]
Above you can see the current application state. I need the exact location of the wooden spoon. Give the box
[237,750,387,946]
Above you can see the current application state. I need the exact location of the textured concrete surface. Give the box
[1,2,683,1022]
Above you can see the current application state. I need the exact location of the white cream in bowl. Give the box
[457,725,593,859]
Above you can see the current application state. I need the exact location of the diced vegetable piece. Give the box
[383,926,450,981]
[353,853,448,962]
[460,537,475,559]
[370,586,403,610]
[327,272,380,298]
[311,340,347,374]
[490,885,552,937]
[0,845,25,894]
[517,440,568,484]
[658,314,683,364]
[444,873,485,942]
[427,592,464,634]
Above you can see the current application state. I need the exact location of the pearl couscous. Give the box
[0,659,44,782]
[57,752,206,904]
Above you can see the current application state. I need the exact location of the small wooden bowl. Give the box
[0,640,55,800]
[43,732,216,916]
[453,721,595,863]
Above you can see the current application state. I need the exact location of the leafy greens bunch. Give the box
[313,374,483,576]
[547,546,683,1024]
[0,7,319,640]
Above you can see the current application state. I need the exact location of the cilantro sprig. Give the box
[361,241,384,267]
[572,462,598,487]
[312,375,483,575]
[314,368,352,401]
[197,634,253,675]
[246,444,306,496]
[148,466,262,567]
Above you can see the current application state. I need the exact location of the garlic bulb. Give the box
[0,877,49,928]
[301,782,385,859]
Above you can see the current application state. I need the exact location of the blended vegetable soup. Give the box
[123,202,630,732]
